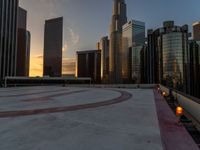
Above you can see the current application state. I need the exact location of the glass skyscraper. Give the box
[140,44,148,84]
[43,17,63,77]
[99,36,109,82]
[187,40,200,98]
[162,32,187,89]
[130,45,144,83]
[193,22,200,41]
[0,0,19,86]
[147,21,188,91]
[122,20,145,46]
[186,23,200,98]
[76,50,101,83]
[122,20,145,82]
[16,7,31,77]
[109,0,127,83]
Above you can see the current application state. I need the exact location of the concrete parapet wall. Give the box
[159,84,200,130]
[65,84,157,89]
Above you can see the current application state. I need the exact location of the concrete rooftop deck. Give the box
[0,86,198,150]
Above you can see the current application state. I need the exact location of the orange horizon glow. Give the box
[29,56,76,77]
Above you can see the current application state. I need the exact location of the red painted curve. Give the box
[0,90,132,118]
[0,89,69,98]
[23,90,88,102]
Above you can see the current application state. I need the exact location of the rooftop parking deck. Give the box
[0,86,198,150]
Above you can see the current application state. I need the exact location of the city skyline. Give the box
[19,0,200,76]
[1,1,200,148]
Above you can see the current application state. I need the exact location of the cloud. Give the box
[62,43,68,52]
[68,28,80,45]
[35,55,43,59]
[29,55,76,76]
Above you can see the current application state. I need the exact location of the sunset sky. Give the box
[19,0,200,76]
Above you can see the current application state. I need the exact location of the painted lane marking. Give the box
[23,90,88,102]
[0,89,69,98]
[0,90,132,118]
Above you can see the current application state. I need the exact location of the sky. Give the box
[19,0,200,76]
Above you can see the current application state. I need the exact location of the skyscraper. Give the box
[187,40,200,98]
[140,44,148,83]
[130,45,144,84]
[186,23,200,98]
[122,20,145,47]
[122,20,145,81]
[43,17,63,77]
[0,0,19,86]
[148,21,188,91]
[147,29,160,84]
[109,0,127,83]
[76,50,101,83]
[17,7,27,29]
[99,36,109,82]
[16,7,31,77]
[193,22,200,41]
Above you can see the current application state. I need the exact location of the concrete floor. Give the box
[0,86,163,150]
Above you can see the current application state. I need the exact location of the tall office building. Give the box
[17,7,27,29]
[147,29,160,84]
[162,22,188,90]
[99,36,109,82]
[43,17,63,77]
[148,21,188,91]
[186,23,200,98]
[187,41,200,98]
[140,44,148,83]
[122,20,145,81]
[0,0,19,86]
[76,50,101,83]
[16,7,31,77]
[122,20,145,46]
[109,0,127,83]
[193,22,200,41]
[130,45,144,83]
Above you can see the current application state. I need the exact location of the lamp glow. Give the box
[162,91,166,96]
[176,106,183,116]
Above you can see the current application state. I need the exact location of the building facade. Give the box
[16,7,31,77]
[193,22,200,41]
[0,0,19,86]
[147,21,188,91]
[187,41,200,98]
[130,45,144,83]
[186,22,200,98]
[147,29,161,84]
[99,36,109,82]
[17,29,30,76]
[43,17,63,77]
[109,0,127,83]
[17,7,26,29]
[140,44,148,83]
[76,50,101,83]
[122,20,145,82]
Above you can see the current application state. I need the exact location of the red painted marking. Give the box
[0,89,68,98]
[23,90,88,102]
[154,90,199,150]
[0,90,132,118]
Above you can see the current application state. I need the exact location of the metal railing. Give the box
[4,76,92,87]
[159,84,200,130]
